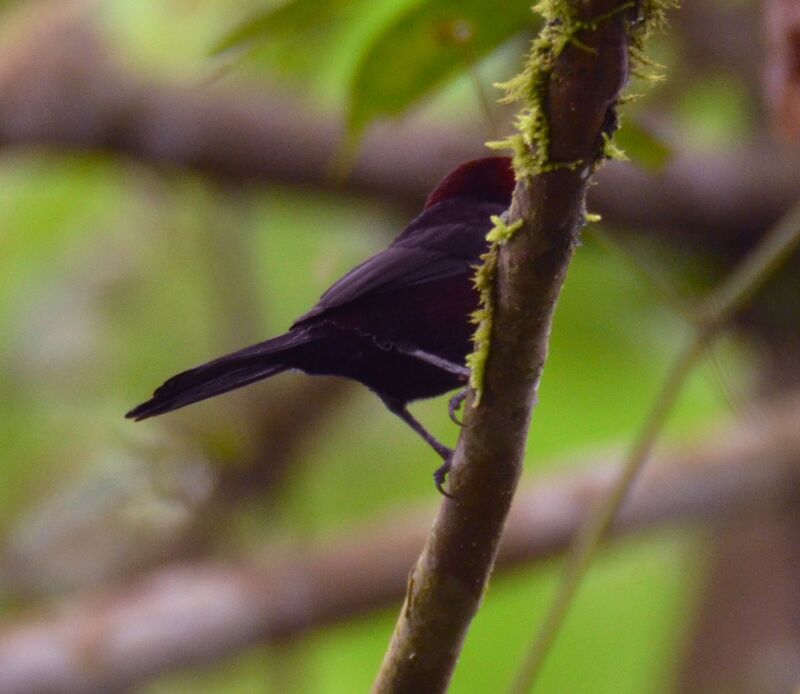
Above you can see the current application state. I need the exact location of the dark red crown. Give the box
[424,156,514,210]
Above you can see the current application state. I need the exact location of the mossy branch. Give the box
[471,0,674,402]
[372,2,668,692]
[467,215,523,403]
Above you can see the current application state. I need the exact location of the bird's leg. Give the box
[393,344,470,382]
[448,389,468,426]
[382,399,455,498]
[393,344,470,430]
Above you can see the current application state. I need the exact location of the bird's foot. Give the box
[433,454,455,499]
[382,398,457,498]
[448,389,468,426]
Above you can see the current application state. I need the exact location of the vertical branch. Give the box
[372,2,658,692]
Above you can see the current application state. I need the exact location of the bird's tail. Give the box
[126,329,312,421]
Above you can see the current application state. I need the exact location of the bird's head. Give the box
[424,157,515,210]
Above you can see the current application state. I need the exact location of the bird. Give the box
[127,156,515,494]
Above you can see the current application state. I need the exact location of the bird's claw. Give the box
[448,390,467,427]
[433,459,455,499]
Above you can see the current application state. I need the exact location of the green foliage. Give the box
[347,0,538,136]
[674,72,753,151]
[213,0,416,101]
[216,0,538,136]
[614,119,672,171]
[452,533,701,694]
[215,0,378,57]
[99,0,247,79]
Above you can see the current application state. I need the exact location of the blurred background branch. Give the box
[1,388,800,693]
[0,6,798,257]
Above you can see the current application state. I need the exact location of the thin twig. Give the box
[698,198,800,325]
[589,227,754,424]
[588,228,693,320]
[511,331,708,693]
[511,196,800,693]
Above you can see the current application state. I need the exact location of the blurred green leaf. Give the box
[212,0,415,102]
[675,73,753,151]
[347,0,538,136]
[214,0,363,55]
[615,120,672,172]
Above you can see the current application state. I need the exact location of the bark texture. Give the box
[372,3,645,691]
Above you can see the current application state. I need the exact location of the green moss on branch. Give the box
[471,0,675,401]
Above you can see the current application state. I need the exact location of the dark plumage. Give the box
[127,156,515,493]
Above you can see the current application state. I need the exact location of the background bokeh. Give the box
[1,0,798,692]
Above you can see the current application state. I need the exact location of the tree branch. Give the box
[1,390,800,693]
[371,3,650,691]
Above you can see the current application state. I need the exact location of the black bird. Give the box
[127,156,515,493]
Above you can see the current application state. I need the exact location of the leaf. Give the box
[348,0,538,136]
[214,0,362,55]
[615,120,672,172]
[212,0,416,98]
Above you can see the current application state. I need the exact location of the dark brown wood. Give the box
[372,3,645,691]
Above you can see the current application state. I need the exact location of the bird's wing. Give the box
[291,199,502,327]
[292,244,468,326]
